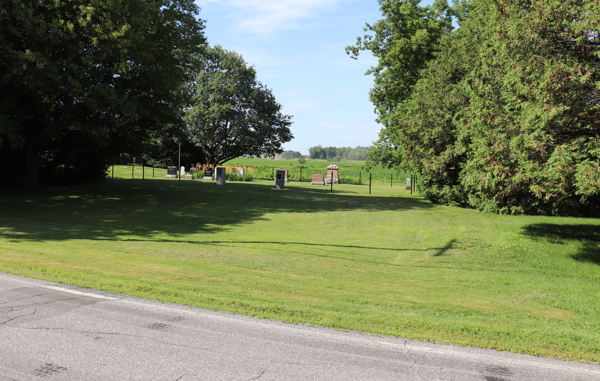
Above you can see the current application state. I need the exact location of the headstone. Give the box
[238,167,244,176]
[275,170,286,189]
[279,169,289,182]
[203,167,213,181]
[166,166,177,178]
[180,166,185,178]
[311,174,325,185]
[216,167,226,185]
[405,178,412,190]
[190,167,197,173]
[325,165,339,184]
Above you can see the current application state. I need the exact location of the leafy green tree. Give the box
[356,0,599,216]
[0,0,206,189]
[455,0,600,215]
[346,0,454,129]
[184,46,293,165]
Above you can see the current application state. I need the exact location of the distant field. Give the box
[225,158,410,185]
[1,173,599,362]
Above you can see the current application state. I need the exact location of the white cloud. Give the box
[198,0,344,36]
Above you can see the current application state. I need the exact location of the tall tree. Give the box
[346,0,454,128]
[354,0,599,216]
[185,46,293,165]
[0,0,206,189]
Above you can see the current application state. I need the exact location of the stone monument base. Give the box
[203,176,213,181]
[311,181,325,185]
[165,174,177,178]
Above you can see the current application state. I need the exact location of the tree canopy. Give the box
[0,0,206,189]
[352,0,599,216]
[184,46,293,165]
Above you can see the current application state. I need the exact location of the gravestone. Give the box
[180,166,185,178]
[279,169,289,182]
[216,167,226,185]
[275,170,286,189]
[311,174,325,185]
[238,167,244,176]
[203,167,213,181]
[166,166,177,178]
[190,167,197,173]
[325,165,339,184]
[405,178,412,190]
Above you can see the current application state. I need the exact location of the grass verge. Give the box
[0,175,599,362]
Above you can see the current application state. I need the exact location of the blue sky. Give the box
[194,0,434,155]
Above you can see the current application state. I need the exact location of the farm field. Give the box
[224,157,408,185]
[0,174,599,362]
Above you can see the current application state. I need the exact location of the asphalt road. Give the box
[0,272,598,381]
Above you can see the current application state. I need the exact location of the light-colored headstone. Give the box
[180,166,185,177]
[405,178,412,190]
[275,170,286,189]
[216,167,226,185]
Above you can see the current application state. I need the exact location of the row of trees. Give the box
[308,146,370,161]
[349,0,599,216]
[0,2,293,190]
[280,150,303,159]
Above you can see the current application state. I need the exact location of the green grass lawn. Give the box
[1,173,599,362]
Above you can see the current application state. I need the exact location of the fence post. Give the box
[153,166,155,178]
[300,167,302,182]
[359,172,361,185]
[131,165,134,179]
[142,159,145,180]
[391,173,393,187]
[112,163,114,179]
[369,173,372,195]
[411,175,413,195]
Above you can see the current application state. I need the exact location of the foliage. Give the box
[355,0,600,216]
[280,150,303,159]
[308,145,370,161]
[345,0,454,128]
[226,172,253,182]
[185,46,293,166]
[0,0,206,189]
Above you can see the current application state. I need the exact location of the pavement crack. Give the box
[0,291,55,305]
[0,306,38,326]
[404,340,426,381]
[246,369,268,381]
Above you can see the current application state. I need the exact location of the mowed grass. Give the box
[0,172,599,362]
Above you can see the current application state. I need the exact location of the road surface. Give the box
[0,273,598,380]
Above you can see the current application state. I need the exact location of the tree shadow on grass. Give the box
[521,223,600,265]
[0,179,435,243]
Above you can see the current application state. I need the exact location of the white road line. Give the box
[40,285,117,300]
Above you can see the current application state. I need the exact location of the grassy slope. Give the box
[0,172,599,362]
